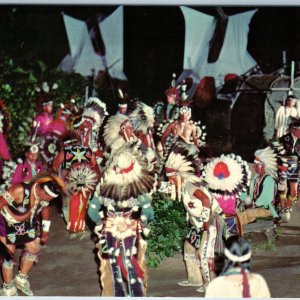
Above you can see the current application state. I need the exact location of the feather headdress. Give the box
[254,146,278,179]
[74,97,108,130]
[128,100,155,134]
[202,154,251,194]
[99,146,157,202]
[103,114,132,151]
[165,144,200,183]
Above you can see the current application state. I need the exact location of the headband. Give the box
[254,159,264,165]
[292,124,300,129]
[43,101,53,106]
[73,116,94,128]
[44,184,59,198]
[224,248,252,262]
[118,103,127,108]
[165,167,179,177]
[64,139,78,145]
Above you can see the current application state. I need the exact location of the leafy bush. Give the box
[0,54,86,158]
[146,192,187,268]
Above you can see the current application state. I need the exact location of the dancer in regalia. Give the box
[165,145,223,293]
[93,146,157,296]
[0,173,65,296]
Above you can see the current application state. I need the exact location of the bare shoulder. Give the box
[7,184,24,203]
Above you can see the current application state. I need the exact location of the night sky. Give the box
[1,5,300,102]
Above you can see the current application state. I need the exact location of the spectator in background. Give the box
[275,92,298,139]
[11,142,44,185]
[33,95,54,137]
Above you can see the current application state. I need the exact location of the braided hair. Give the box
[222,235,252,298]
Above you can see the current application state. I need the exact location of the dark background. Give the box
[0,5,300,102]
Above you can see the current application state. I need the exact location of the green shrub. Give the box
[146,192,187,268]
[0,54,86,158]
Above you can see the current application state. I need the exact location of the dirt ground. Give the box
[7,200,300,298]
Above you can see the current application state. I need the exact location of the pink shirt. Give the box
[34,112,53,135]
[11,159,45,185]
[0,133,11,160]
[214,194,237,216]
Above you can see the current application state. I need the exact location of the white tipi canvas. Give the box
[178,6,257,94]
[58,6,126,81]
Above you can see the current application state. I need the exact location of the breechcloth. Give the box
[97,215,147,297]
[224,215,242,236]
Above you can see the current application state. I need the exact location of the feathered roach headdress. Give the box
[23,138,40,155]
[128,99,155,134]
[179,83,193,107]
[201,154,251,195]
[0,99,11,136]
[99,145,157,203]
[103,114,133,151]
[25,115,44,154]
[117,89,128,108]
[165,144,200,183]
[74,97,108,130]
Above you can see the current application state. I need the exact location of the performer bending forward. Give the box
[165,145,223,293]
[0,173,65,296]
